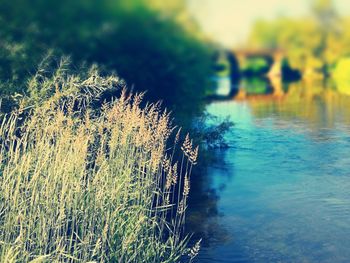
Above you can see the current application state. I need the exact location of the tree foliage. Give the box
[247,0,350,78]
[0,0,213,125]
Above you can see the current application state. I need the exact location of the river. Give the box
[188,77,350,262]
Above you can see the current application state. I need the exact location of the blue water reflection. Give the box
[191,78,350,262]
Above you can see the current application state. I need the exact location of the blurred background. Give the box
[1,0,350,120]
[1,0,350,124]
[2,0,350,262]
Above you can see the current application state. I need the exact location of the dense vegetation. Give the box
[0,0,216,260]
[0,0,213,125]
[0,68,201,262]
[247,0,350,79]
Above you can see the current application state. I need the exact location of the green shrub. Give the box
[0,0,213,126]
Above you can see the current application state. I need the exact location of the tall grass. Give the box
[0,69,200,262]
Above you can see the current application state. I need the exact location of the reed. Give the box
[0,69,199,262]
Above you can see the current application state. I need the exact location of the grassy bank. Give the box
[0,70,200,262]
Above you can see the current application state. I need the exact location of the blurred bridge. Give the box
[208,48,287,103]
[206,76,285,103]
[232,48,285,78]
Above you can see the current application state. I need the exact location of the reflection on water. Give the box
[188,78,350,262]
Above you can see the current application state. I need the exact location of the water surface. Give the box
[189,79,350,263]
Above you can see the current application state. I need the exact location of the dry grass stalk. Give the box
[0,70,199,262]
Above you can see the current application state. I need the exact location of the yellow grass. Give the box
[0,69,199,262]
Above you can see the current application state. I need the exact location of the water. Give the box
[188,78,350,262]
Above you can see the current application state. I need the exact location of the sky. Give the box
[187,0,350,47]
